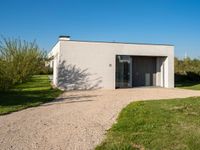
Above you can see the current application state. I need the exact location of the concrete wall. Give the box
[51,40,174,90]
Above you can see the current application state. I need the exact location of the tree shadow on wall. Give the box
[57,61,102,90]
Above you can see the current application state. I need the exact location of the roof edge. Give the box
[65,40,174,47]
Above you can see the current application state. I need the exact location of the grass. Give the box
[96,97,200,150]
[0,75,62,115]
[176,81,200,90]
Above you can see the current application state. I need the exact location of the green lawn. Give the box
[96,97,200,150]
[0,75,62,115]
[176,81,200,90]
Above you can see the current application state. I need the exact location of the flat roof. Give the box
[49,38,174,53]
[67,40,174,47]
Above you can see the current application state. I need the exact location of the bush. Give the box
[175,57,200,82]
[186,72,200,81]
[38,66,53,75]
[0,37,47,91]
[175,73,188,82]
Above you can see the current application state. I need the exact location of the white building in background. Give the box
[49,36,174,90]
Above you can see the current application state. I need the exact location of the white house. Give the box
[49,36,174,90]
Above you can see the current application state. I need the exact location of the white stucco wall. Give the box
[50,40,174,90]
[50,42,60,86]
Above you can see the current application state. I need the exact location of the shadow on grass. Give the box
[0,75,63,115]
[175,81,200,88]
[0,89,62,115]
[0,88,61,106]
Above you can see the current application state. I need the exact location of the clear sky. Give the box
[0,0,200,58]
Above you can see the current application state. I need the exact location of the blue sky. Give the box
[0,0,200,58]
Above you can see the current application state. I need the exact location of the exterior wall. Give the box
[49,42,60,86]
[167,54,175,88]
[156,57,167,87]
[156,57,162,86]
[52,40,174,90]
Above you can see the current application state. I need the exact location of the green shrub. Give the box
[175,57,200,82]
[38,66,53,75]
[0,37,47,91]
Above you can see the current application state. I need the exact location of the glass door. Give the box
[116,55,132,88]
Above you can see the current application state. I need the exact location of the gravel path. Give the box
[1,88,200,150]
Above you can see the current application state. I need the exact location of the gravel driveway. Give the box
[1,88,200,150]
